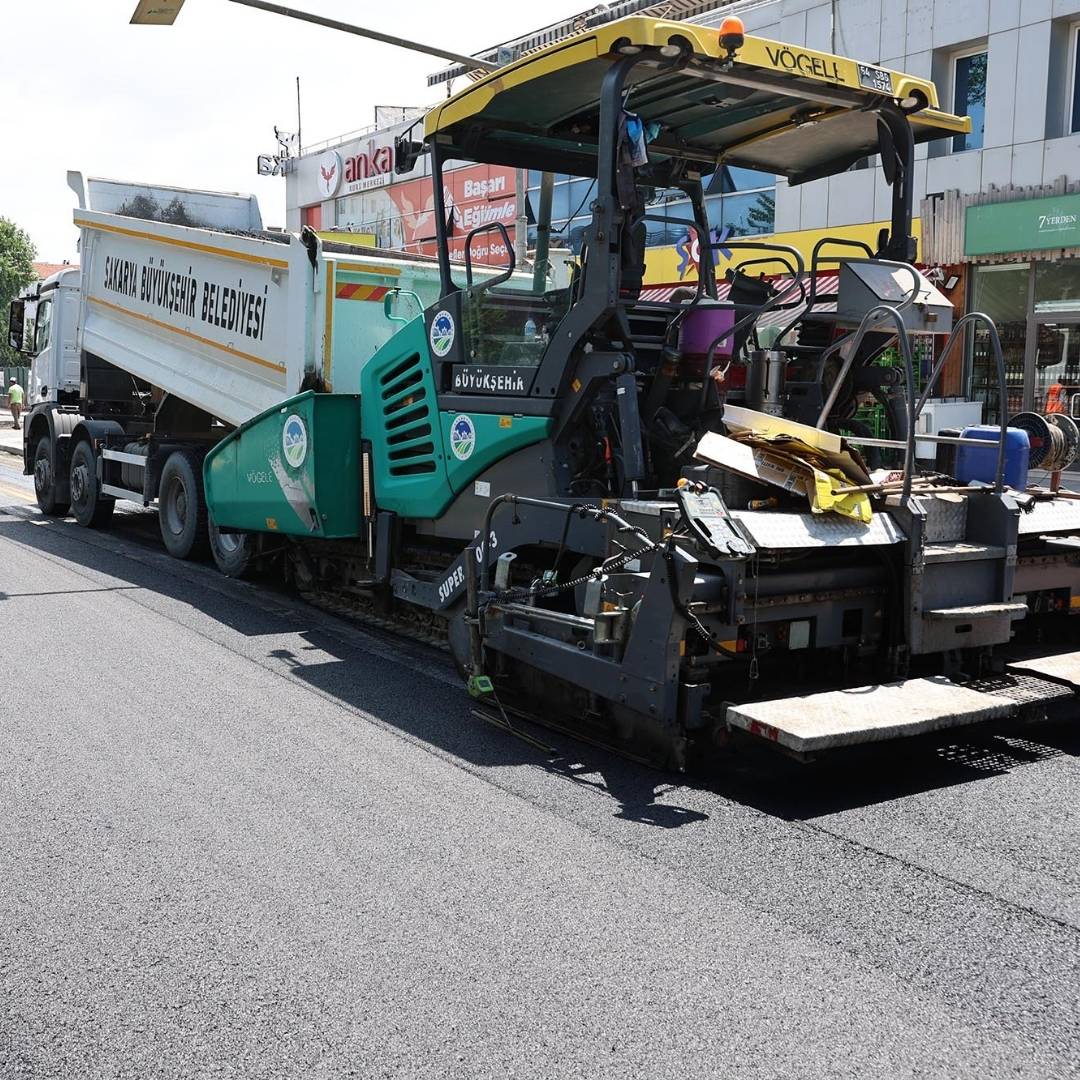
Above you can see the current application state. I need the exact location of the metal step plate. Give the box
[726,676,1016,753]
[729,510,906,550]
[1017,499,1080,536]
[924,603,1028,620]
[1008,650,1080,688]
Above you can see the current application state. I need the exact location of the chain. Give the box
[485,503,663,607]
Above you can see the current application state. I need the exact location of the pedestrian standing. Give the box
[8,377,24,430]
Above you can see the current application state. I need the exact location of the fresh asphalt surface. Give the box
[1,448,1078,1079]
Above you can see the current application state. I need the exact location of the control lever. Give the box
[677,481,755,559]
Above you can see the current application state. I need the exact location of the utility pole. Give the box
[227,0,498,71]
[295,76,302,155]
[131,0,499,75]
[515,170,528,267]
[532,172,555,291]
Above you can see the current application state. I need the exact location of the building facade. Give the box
[689,0,1080,419]
[286,114,518,269]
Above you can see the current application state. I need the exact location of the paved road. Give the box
[1,451,1078,1079]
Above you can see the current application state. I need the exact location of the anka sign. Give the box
[343,137,396,193]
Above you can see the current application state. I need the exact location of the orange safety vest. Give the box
[1044,383,1067,414]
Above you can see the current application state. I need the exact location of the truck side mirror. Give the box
[393,134,425,175]
[8,300,27,353]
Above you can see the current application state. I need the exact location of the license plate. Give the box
[857,63,894,94]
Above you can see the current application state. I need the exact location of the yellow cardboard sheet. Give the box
[721,404,872,487]
[695,431,873,523]
[695,432,810,496]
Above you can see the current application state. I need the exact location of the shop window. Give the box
[968,263,1029,422]
[1033,323,1080,419]
[710,190,776,237]
[1035,261,1080,315]
[526,167,776,251]
[703,166,775,195]
[1071,25,1080,133]
[952,49,987,152]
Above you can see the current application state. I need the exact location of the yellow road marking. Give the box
[87,296,287,375]
[75,216,289,269]
[0,481,33,503]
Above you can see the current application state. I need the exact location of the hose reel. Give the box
[1008,411,1080,473]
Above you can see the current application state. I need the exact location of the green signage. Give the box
[965,193,1080,256]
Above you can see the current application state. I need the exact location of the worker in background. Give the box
[8,376,24,429]
[1045,382,1067,414]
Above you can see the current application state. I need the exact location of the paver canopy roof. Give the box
[423,16,969,184]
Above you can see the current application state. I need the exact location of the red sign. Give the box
[386,164,517,263]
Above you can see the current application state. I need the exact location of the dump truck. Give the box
[11,16,1080,767]
[10,175,448,562]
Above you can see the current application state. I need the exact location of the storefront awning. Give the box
[639,271,839,329]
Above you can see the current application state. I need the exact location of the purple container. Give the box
[679,303,735,359]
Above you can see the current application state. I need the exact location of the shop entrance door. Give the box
[1031,317,1080,418]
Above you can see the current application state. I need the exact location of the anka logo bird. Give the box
[320,163,337,188]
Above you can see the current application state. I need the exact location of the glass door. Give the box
[968,263,1030,424]
[1032,319,1080,418]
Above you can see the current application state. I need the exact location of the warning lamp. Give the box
[718,15,745,58]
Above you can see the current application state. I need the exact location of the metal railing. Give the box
[834,305,1009,501]
[298,107,428,157]
[701,239,807,375]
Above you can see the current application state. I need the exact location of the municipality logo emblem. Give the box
[430,310,456,357]
[450,414,475,461]
[282,414,308,469]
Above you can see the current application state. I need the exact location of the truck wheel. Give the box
[69,440,114,529]
[33,435,69,516]
[208,517,253,578]
[158,450,209,560]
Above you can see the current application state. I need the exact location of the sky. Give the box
[1,0,592,262]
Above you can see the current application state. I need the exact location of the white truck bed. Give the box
[76,209,315,427]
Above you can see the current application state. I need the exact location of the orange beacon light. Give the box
[718,15,745,56]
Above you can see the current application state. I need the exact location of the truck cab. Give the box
[8,266,83,513]
[10,266,82,410]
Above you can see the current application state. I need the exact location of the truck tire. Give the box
[208,517,253,578]
[33,435,69,517]
[69,440,114,529]
[158,450,208,560]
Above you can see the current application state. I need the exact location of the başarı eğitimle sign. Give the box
[965,193,1080,256]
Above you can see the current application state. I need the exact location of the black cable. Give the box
[483,503,659,609]
[478,501,746,675]
[549,179,597,240]
[549,500,577,582]
[661,538,739,658]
